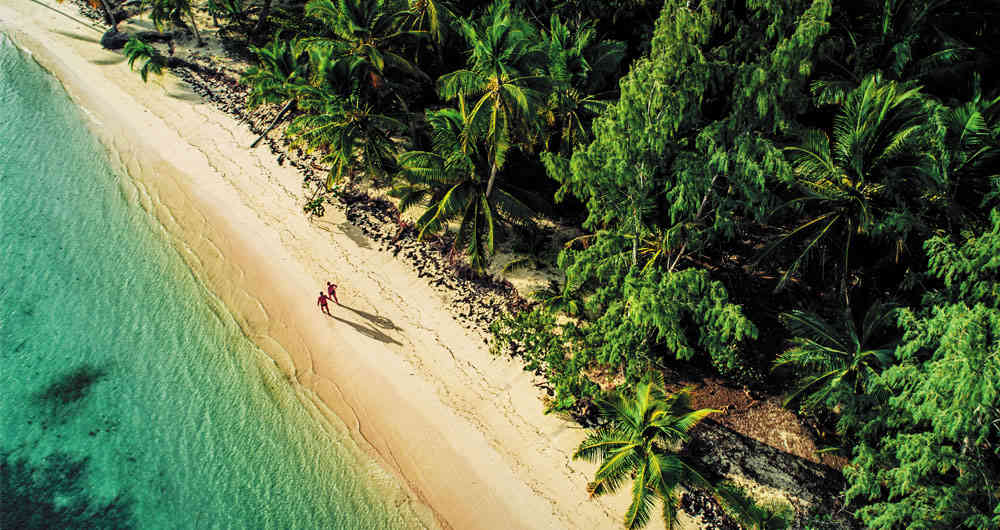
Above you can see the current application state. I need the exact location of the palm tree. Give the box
[923,94,1000,230]
[392,99,534,271]
[288,91,404,188]
[305,0,427,90]
[305,0,429,139]
[573,377,717,529]
[124,37,168,82]
[760,74,928,303]
[143,0,204,46]
[437,0,544,198]
[774,301,899,415]
[540,15,624,156]
[60,0,118,30]
[241,37,310,147]
[402,0,454,54]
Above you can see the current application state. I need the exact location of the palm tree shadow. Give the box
[50,29,100,44]
[339,305,399,331]
[90,57,127,65]
[329,314,401,345]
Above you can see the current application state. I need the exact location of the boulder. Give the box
[100,29,129,50]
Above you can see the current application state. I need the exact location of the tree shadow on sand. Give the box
[328,314,402,346]
[339,305,399,331]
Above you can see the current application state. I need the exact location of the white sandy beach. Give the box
[0,2,678,528]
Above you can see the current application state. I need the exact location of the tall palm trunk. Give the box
[98,0,118,29]
[485,161,498,198]
[187,9,204,46]
[250,99,294,148]
[252,0,272,36]
[393,92,417,146]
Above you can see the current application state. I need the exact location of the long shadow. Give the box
[687,419,847,514]
[50,29,100,43]
[90,57,126,65]
[339,304,399,331]
[167,90,205,103]
[328,314,401,346]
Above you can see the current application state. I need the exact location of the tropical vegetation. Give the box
[106,0,1000,526]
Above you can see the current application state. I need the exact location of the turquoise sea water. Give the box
[0,35,427,529]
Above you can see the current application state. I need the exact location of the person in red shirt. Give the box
[317,292,332,315]
[326,281,340,305]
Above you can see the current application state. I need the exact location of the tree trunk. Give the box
[111,5,145,25]
[632,230,639,267]
[485,162,498,198]
[250,99,294,148]
[252,0,272,36]
[98,0,118,29]
[394,92,417,147]
[187,10,204,46]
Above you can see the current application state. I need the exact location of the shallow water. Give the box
[0,34,427,529]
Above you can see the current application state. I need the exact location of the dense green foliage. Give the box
[149,0,1000,524]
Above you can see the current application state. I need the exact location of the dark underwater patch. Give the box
[0,449,134,529]
[35,364,108,408]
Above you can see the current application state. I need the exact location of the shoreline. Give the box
[0,3,635,529]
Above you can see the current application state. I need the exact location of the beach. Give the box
[0,2,646,528]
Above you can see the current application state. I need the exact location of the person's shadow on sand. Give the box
[328,314,402,345]
[338,305,399,331]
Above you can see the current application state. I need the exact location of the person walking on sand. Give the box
[317,292,332,315]
[326,282,340,305]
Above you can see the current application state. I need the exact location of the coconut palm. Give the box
[573,378,717,529]
[540,15,624,155]
[760,74,928,302]
[59,0,118,30]
[392,99,535,271]
[437,0,544,198]
[242,37,310,146]
[124,38,168,82]
[288,91,404,188]
[774,301,899,415]
[143,0,204,46]
[304,0,427,90]
[402,0,454,53]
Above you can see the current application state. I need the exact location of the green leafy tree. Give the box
[437,0,545,198]
[573,379,716,529]
[845,211,1000,529]
[393,101,534,270]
